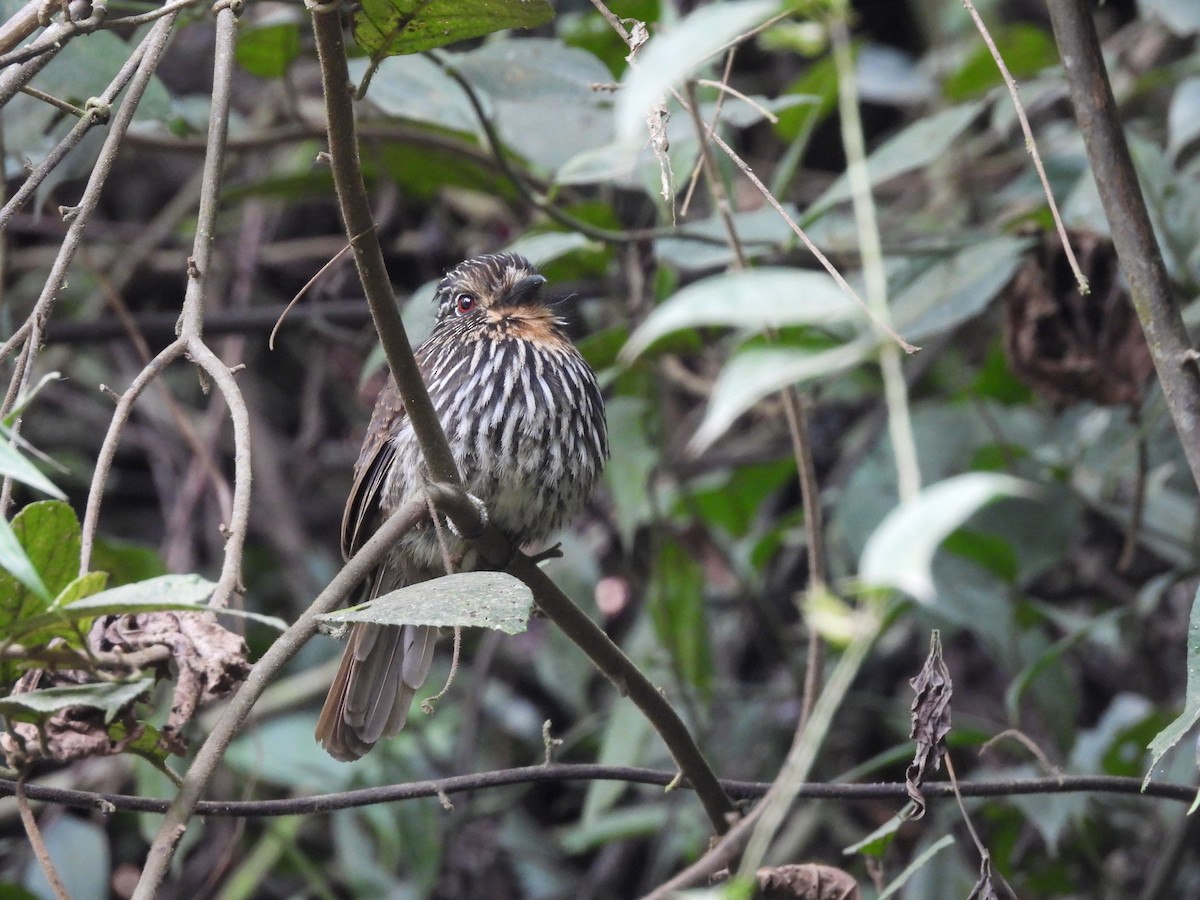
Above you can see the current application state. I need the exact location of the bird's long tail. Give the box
[315,622,436,761]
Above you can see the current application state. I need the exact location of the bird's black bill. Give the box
[502,274,547,307]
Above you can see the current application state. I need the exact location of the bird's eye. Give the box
[454,293,476,316]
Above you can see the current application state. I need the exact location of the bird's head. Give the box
[434,253,552,326]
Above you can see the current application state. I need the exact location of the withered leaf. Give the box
[966,856,1004,900]
[1003,229,1153,408]
[756,863,861,900]
[906,630,953,819]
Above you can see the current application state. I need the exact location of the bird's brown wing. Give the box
[339,377,405,560]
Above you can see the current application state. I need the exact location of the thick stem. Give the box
[1045,0,1200,495]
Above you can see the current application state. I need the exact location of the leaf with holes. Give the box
[354,0,554,59]
[317,572,534,635]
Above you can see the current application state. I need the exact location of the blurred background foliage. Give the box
[1,0,1200,896]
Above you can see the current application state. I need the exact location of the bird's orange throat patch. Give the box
[486,306,567,345]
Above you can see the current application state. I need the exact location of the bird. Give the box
[315,252,609,761]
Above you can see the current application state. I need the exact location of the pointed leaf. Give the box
[811,101,984,214]
[0,514,50,604]
[0,678,153,725]
[690,340,872,453]
[859,473,1038,603]
[317,571,534,635]
[1144,585,1200,788]
[9,574,287,643]
[620,268,861,362]
[0,440,65,499]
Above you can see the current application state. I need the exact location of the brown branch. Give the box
[132,499,429,900]
[1045,0,1200,496]
[309,0,734,834]
[2,770,1195,819]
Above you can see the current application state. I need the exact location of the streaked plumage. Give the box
[316,253,608,761]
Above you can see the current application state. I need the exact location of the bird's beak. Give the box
[501,274,547,307]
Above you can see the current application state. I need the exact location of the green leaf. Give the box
[454,39,615,171]
[654,204,804,271]
[9,574,287,643]
[890,236,1032,341]
[615,0,781,144]
[690,340,872,453]
[354,54,476,132]
[51,571,109,608]
[0,499,81,617]
[354,0,555,59]
[943,24,1057,102]
[583,697,655,823]
[1143,586,1200,789]
[649,537,713,696]
[236,19,302,78]
[859,473,1039,604]
[603,397,657,546]
[620,268,861,362]
[316,572,534,634]
[0,678,152,725]
[14,500,80,597]
[0,439,65,499]
[877,833,955,899]
[810,101,984,215]
[0,514,50,605]
[503,231,599,268]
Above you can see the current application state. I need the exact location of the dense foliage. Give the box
[0,0,1199,897]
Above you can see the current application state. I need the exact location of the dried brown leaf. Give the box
[966,856,1002,900]
[906,630,953,818]
[1003,229,1153,408]
[756,863,861,900]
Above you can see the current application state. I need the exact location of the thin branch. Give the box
[0,0,94,105]
[80,341,185,573]
[132,499,429,900]
[1045,0,1200,497]
[3,769,1195,818]
[963,0,1088,295]
[174,0,248,609]
[16,775,69,900]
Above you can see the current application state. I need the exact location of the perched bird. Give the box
[316,253,608,761]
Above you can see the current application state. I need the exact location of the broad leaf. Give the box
[0,678,153,725]
[10,574,287,643]
[317,571,534,635]
[354,0,554,59]
[0,500,81,615]
[0,515,50,605]
[690,340,873,453]
[810,101,985,215]
[859,473,1039,603]
[615,0,781,144]
[620,268,861,361]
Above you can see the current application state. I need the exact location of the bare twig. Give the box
[4,768,1194,819]
[133,500,430,900]
[6,12,179,521]
[964,0,1088,295]
[16,774,69,900]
